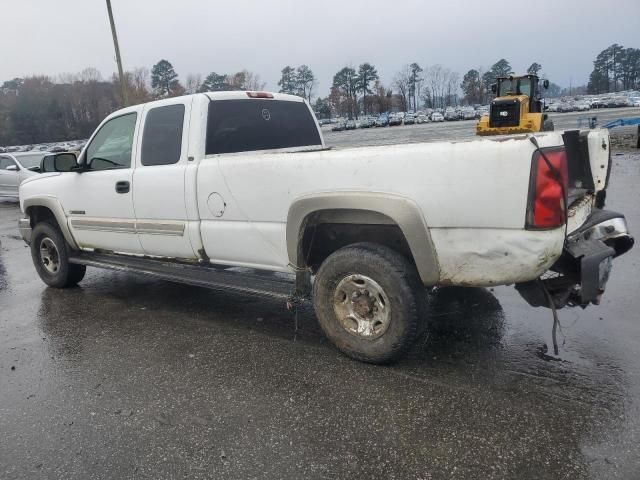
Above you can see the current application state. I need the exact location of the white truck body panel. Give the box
[18,92,610,288]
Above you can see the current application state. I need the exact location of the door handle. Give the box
[115,181,130,194]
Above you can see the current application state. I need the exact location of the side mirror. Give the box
[543,79,550,89]
[491,84,497,94]
[41,152,78,173]
[5,164,18,171]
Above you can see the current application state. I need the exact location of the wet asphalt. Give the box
[1,116,640,479]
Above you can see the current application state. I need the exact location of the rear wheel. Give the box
[30,221,86,288]
[542,118,554,131]
[313,242,426,363]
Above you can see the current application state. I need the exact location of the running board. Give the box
[69,252,295,300]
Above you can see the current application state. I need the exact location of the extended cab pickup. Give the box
[18,92,633,363]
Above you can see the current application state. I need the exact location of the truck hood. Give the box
[20,172,61,186]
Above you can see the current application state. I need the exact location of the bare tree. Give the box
[393,65,411,111]
[185,73,202,94]
[79,67,103,83]
[425,64,445,109]
[445,71,460,107]
[242,70,266,91]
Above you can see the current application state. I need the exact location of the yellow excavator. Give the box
[476,74,554,136]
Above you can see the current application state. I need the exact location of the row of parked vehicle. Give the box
[0,139,86,154]
[546,90,640,113]
[327,107,489,131]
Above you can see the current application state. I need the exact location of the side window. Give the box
[85,113,137,171]
[141,104,185,166]
[0,157,16,170]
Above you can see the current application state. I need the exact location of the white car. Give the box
[17,91,633,363]
[0,151,50,198]
[416,114,430,124]
[431,112,444,122]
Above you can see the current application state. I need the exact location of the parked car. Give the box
[375,114,389,127]
[444,108,458,121]
[345,119,357,130]
[416,114,429,124]
[431,112,444,122]
[18,91,633,364]
[331,122,346,132]
[404,114,415,125]
[360,117,375,128]
[388,114,402,126]
[461,108,476,120]
[0,151,50,197]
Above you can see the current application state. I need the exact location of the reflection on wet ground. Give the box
[1,152,640,479]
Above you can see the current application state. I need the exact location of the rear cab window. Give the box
[206,99,321,155]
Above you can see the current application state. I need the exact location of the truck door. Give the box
[63,111,144,254]
[132,97,198,259]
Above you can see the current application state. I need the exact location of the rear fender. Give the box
[286,192,440,286]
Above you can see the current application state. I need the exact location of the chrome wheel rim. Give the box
[39,237,60,274]
[333,274,391,340]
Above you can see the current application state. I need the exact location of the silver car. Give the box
[0,151,50,198]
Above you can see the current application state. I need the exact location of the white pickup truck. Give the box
[18,91,633,363]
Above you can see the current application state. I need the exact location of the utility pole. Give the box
[106,0,129,106]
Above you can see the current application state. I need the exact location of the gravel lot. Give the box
[1,109,639,479]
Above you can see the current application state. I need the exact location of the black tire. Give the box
[542,119,554,131]
[30,221,86,288]
[312,242,426,364]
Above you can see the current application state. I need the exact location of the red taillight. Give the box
[246,91,274,99]
[526,148,568,229]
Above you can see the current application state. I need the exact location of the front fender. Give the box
[22,195,78,250]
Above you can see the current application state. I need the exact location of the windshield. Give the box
[499,78,533,97]
[15,153,46,169]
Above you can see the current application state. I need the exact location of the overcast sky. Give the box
[3,0,639,95]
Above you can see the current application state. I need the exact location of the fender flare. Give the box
[23,196,78,250]
[286,191,440,285]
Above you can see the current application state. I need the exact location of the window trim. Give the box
[81,112,138,172]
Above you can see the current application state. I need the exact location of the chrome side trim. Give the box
[69,218,185,236]
[70,219,137,234]
[136,221,185,236]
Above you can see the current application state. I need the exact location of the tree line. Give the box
[0,60,265,146]
[587,44,640,94]
[2,43,638,145]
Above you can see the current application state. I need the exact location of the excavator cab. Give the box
[476,74,554,136]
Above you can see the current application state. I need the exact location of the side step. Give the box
[69,252,295,300]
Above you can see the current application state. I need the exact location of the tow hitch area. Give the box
[516,209,634,308]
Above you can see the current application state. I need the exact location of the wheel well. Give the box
[27,206,58,229]
[298,209,415,273]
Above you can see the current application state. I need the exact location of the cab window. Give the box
[141,104,185,166]
[85,113,137,170]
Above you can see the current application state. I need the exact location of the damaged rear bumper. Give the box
[516,209,634,308]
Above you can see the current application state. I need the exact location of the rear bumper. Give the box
[18,218,32,244]
[516,209,633,308]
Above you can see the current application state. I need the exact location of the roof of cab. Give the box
[203,91,305,102]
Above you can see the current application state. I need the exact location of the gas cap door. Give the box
[207,192,226,217]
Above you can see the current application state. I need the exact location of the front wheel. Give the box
[30,221,86,288]
[542,118,554,131]
[312,242,426,364]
